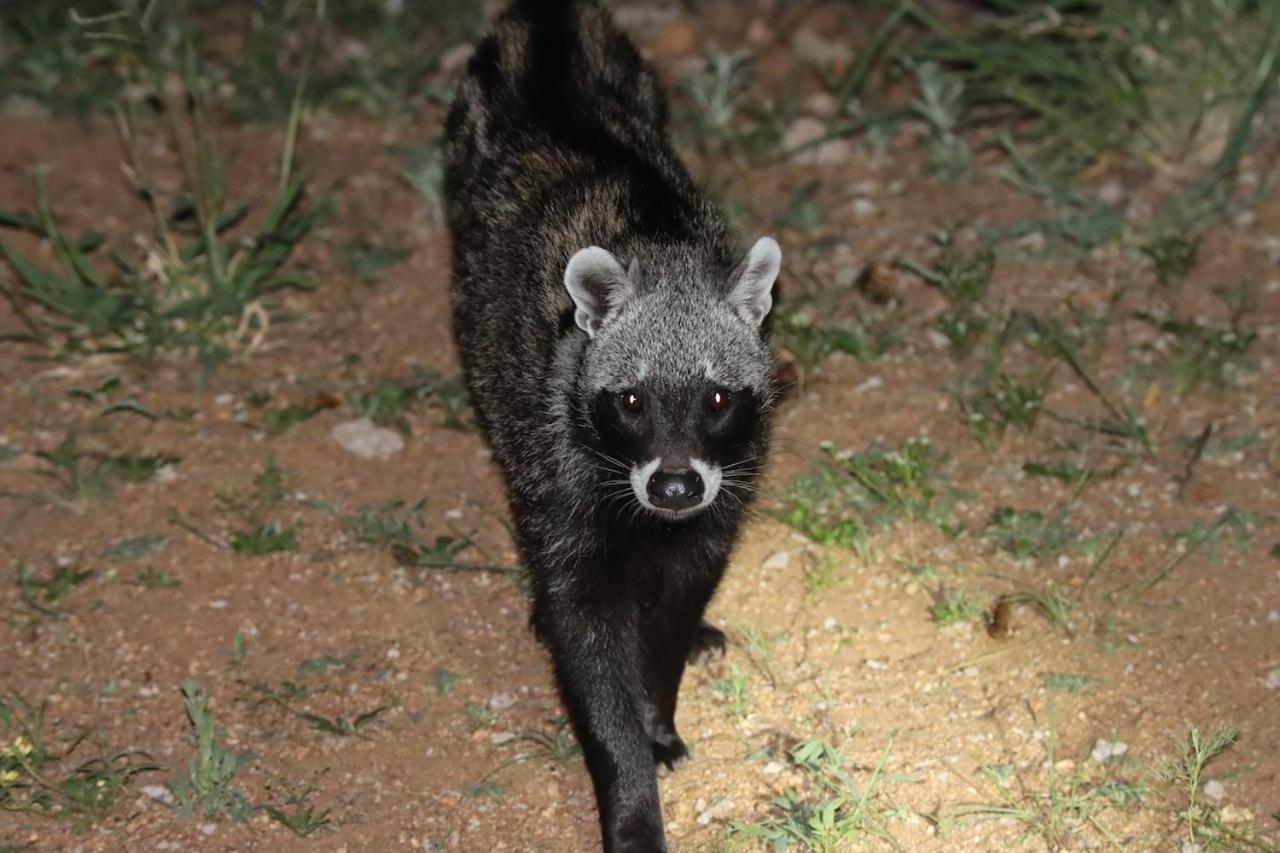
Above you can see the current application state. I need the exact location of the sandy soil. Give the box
[1,2,1278,851]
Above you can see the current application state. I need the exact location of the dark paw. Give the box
[652,733,689,773]
[687,621,726,665]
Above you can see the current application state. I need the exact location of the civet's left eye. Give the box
[708,388,731,411]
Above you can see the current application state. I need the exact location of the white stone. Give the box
[762,551,791,571]
[331,417,405,460]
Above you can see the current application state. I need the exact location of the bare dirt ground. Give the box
[2,2,1279,851]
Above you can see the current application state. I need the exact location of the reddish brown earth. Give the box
[1,3,1278,851]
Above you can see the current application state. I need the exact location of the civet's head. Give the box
[565,237,781,521]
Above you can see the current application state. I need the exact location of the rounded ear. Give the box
[564,247,635,338]
[726,236,781,327]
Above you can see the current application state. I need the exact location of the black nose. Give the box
[647,469,704,511]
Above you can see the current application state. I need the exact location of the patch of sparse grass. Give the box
[16,563,92,618]
[0,0,477,120]
[941,686,1129,848]
[1137,290,1257,394]
[834,438,957,527]
[334,236,410,284]
[912,1,1280,179]
[351,367,475,434]
[928,585,982,627]
[513,718,581,766]
[709,666,752,721]
[0,433,177,513]
[774,466,871,560]
[1022,460,1093,484]
[1118,507,1255,598]
[958,368,1051,446]
[1026,313,1154,456]
[0,9,328,387]
[308,497,425,548]
[899,239,994,359]
[227,522,298,556]
[1140,232,1199,287]
[771,308,897,375]
[170,678,255,823]
[434,667,458,697]
[102,534,170,561]
[0,694,156,827]
[802,550,837,592]
[263,401,327,435]
[777,438,962,554]
[729,735,900,851]
[1039,672,1096,694]
[1156,725,1275,851]
[983,506,1078,563]
[265,803,331,837]
[679,46,756,154]
[134,566,179,589]
[772,180,826,235]
[241,680,386,739]
[395,139,446,221]
[1010,587,1075,634]
[217,454,298,556]
[905,59,969,181]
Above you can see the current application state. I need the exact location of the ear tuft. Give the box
[564,247,635,338]
[726,236,781,327]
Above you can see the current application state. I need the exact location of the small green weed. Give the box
[774,465,871,559]
[0,694,156,826]
[308,497,425,548]
[227,523,298,556]
[709,666,752,721]
[1009,588,1075,634]
[928,586,982,627]
[351,366,474,434]
[2,434,176,512]
[1138,300,1257,395]
[905,60,969,181]
[771,309,896,374]
[802,551,837,592]
[1155,725,1274,851]
[135,566,179,589]
[833,438,953,526]
[219,455,297,555]
[102,534,169,561]
[263,402,326,435]
[679,47,755,154]
[729,735,899,851]
[958,368,1051,446]
[1022,460,1093,484]
[265,804,331,837]
[170,678,255,822]
[983,506,1077,562]
[1039,673,1096,694]
[16,563,92,618]
[434,667,458,697]
[1140,232,1199,287]
[334,236,410,284]
[513,718,581,765]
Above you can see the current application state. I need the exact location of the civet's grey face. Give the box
[565,238,781,521]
